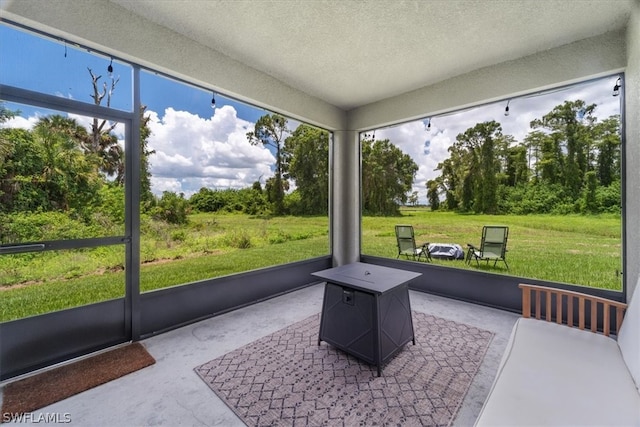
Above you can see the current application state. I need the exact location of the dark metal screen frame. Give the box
[0,84,137,380]
[361,255,625,314]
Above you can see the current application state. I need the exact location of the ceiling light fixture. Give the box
[107,57,113,75]
[613,78,621,97]
[426,118,431,132]
[504,100,510,117]
[211,92,216,108]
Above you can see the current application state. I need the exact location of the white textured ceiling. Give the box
[110,0,632,110]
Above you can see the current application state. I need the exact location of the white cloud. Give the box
[374,77,621,204]
[375,121,439,204]
[146,105,275,196]
[0,115,39,130]
[1,103,278,198]
[150,176,184,194]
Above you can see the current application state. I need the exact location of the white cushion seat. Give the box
[476,318,640,426]
[477,281,640,427]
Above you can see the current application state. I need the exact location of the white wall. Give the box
[347,30,626,131]
[624,2,640,299]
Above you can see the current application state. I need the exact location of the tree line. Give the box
[427,100,621,215]
[2,73,619,246]
[244,115,417,217]
[0,66,417,232]
[1,92,417,246]
[146,115,418,220]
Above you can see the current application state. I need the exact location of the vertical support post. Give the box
[127,65,142,341]
[331,130,361,266]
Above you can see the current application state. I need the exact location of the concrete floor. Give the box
[1,284,519,426]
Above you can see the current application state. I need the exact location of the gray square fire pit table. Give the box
[312,262,422,376]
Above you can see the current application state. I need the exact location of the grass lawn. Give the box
[364,208,622,290]
[0,209,622,321]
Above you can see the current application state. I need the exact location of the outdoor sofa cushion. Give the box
[475,317,640,426]
[617,288,640,392]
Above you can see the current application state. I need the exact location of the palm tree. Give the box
[33,116,100,211]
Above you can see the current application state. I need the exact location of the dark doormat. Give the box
[1,343,155,419]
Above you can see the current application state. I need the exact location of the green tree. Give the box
[524,130,562,184]
[593,115,620,187]
[582,171,599,213]
[87,69,154,205]
[426,180,440,210]
[283,125,329,215]
[505,144,529,187]
[453,121,503,214]
[596,180,621,213]
[362,138,418,215]
[407,191,419,207]
[0,102,18,123]
[0,102,20,162]
[247,114,289,215]
[32,116,101,213]
[0,128,47,212]
[139,105,156,207]
[428,99,620,215]
[531,100,596,199]
[434,158,458,210]
[190,187,226,212]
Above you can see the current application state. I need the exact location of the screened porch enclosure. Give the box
[1,0,639,402]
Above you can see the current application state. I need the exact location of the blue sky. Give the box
[0,24,264,122]
[0,23,286,195]
[1,23,623,201]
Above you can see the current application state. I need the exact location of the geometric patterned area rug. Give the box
[195,312,494,426]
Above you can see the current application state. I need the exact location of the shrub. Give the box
[1,211,98,243]
[224,231,252,249]
[190,187,269,215]
[284,191,303,215]
[96,184,125,224]
[171,230,186,242]
[268,230,291,244]
[151,191,190,224]
[597,181,621,213]
[503,183,572,215]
